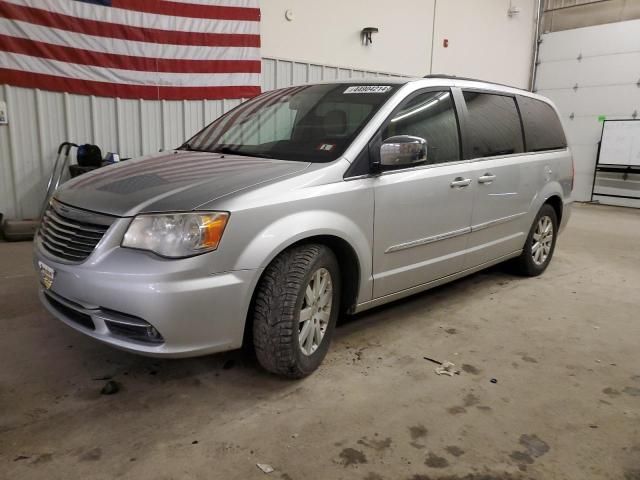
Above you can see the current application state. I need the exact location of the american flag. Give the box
[0,0,261,100]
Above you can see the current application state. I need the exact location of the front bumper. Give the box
[34,243,261,358]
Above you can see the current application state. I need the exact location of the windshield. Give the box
[183,83,399,162]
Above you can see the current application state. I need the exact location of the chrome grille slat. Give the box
[41,233,95,254]
[39,202,114,263]
[42,217,103,241]
[40,239,86,260]
[45,210,108,234]
[41,225,97,248]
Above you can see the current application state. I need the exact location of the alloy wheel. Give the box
[298,267,333,356]
[532,215,553,266]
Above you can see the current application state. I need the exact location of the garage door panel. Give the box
[539,18,640,62]
[578,53,640,87]
[540,86,640,117]
[562,117,603,146]
[536,53,640,91]
[570,144,598,201]
[535,62,578,90]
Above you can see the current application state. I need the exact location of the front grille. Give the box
[39,204,111,262]
[44,293,95,330]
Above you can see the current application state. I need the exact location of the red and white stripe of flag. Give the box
[0,0,262,100]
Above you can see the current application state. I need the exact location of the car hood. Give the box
[54,151,310,217]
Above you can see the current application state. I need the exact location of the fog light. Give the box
[147,326,161,341]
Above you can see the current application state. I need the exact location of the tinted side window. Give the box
[462,92,524,158]
[517,96,567,152]
[382,90,460,165]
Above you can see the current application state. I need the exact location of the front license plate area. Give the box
[38,261,55,290]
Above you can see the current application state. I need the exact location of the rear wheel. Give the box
[252,244,340,378]
[512,204,558,276]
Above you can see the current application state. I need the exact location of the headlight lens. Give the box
[122,212,229,258]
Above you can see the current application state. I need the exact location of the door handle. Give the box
[478,173,496,184]
[450,177,472,188]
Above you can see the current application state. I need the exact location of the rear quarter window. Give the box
[517,96,567,152]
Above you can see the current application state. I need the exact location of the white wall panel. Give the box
[0,57,404,220]
[535,19,640,204]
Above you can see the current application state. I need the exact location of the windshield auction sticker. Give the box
[343,85,392,94]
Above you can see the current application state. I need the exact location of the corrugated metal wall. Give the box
[0,57,405,221]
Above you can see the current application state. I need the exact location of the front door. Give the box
[372,89,474,298]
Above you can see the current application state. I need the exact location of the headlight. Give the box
[122,212,229,258]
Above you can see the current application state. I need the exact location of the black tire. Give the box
[252,244,340,378]
[512,204,558,276]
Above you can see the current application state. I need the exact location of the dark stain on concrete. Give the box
[425,453,449,468]
[358,436,392,451]
[461,364,480,375]
[463,393,480,407]
[409,424,428,440]
[509,434,549,468]
[408,474,525,480]
[631,375,640,383]
[476,405,492,412]
[411,441,426,449]
[280,474,293,480]
[32,453,53,464]
[339,448,367,466]
[447,406,467,415]
[624,469,640,480]
[520,434,550,458]
[364,473,384,480]
[623,386,640,396]
[445,328,458,335]
[603,387,620,396]
[80,447,102,461]
[445,445,465,457]
[509,451,534,465]
[521,355,538,363]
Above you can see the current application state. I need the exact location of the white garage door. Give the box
[535,19,640,207]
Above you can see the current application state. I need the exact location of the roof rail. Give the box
[423,74,519,90]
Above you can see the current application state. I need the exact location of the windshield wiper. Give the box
[213,147,273,159]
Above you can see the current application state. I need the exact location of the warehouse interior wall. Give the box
[261,0,537,87]
[431,0,537,89]
[1,1,540,221]
[260,0,435,77]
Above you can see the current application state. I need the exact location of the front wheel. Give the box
[252,244,340,378]
[512,204,558,276]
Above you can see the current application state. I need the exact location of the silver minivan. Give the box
[34,76,573,377]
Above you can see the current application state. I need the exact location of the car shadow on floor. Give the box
[335,262,520,338]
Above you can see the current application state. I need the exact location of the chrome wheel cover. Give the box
[532,215,553,266]
[298,267,333,356]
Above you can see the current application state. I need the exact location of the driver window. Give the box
[382,90,460,165]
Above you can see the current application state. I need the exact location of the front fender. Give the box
[233,210,373,303]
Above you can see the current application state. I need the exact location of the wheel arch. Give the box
[241,232,364,349]
[544,194,563,225]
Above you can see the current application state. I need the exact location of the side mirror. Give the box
[380,135,427,168]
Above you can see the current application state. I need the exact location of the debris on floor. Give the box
[434,361,460,376]
[256,463,274,474]
[423,356,443,365]
[490,378,498,384]
[100,380,120,395]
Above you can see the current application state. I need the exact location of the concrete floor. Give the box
[1,203,639,480]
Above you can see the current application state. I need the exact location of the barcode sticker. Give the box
[343,85,392,94]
